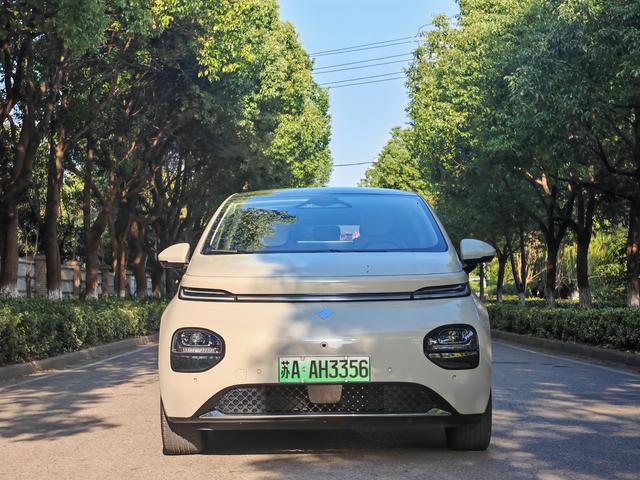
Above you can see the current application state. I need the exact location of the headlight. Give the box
[170,328,225,372]
[412,283,470,299]
[423,324,479,369]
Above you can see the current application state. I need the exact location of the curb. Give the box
[0,333,158,382]
[492,329,640,368]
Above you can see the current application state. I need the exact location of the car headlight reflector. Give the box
[424,325,479,369]
[171,328,224,372]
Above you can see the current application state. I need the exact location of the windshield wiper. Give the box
[205,249,255,254]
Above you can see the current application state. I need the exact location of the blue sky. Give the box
[280,0,459,187]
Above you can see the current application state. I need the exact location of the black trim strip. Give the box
[178,283,470,303]
[413,283,470,300]
[192,381,460,419]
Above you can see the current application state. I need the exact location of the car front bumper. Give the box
[159,295,491,419]
[168,412,484,431]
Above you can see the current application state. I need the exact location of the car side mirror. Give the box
[460,239,495,274]
[159,243,191,269]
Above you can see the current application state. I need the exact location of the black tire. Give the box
[161,401,205,455]
[445,395,492,451]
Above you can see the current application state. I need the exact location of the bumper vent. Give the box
[209,383,438,415]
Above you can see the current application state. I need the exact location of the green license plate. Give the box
[278,356,371,383]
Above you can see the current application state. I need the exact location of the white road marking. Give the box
[494,340,640,378]
[0,344,157,391]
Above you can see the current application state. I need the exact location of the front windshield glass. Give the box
[202,192,447,254]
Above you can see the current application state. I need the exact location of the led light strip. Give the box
[179,283,470,303]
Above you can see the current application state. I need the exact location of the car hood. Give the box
[181,251,467,295]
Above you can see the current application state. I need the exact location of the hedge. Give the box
[485,295,627,308]
[0,298,167,366]
[487,303,640,352]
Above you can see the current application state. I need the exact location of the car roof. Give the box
[235,187,417,198]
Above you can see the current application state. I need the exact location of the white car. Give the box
[158,187,495,454]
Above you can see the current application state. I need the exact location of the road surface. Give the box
[1,342,639,480]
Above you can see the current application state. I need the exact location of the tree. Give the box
[1,0,332,299]
[501,0,640,306]
[361,127,429,199]
[0,0,155,297]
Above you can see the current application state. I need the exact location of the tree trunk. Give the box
[518,180,575,307]
[0,209,6,268]
[0,117,38,297]
[496,254,506,303]
[0,200,19,297]
[83,139,100,299]
[627,200,640,307]
[540,189,575,307]
[576,239,591,308]
[165,268,179,298]
[109,207,132,299]
[85,225,101,299]
[0,44,64,298]
[509,229,529,305]
[150,260,165,298]
[43,124,65,300]
[478,263,485,301]
[85,212,106,300]
[130,220,148,299]
[111,240,128,298]
[575,189,596,308]
[627,107,640,308]
[544,238,560,307]
[508,252,525,305]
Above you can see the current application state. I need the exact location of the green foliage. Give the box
[587,229,627,305]
[404,5,535,248]
[248,20,332,187]
[361,127,429,199]
[4,0,332,286]
[488,303,640,352]
[486,295,626,308]
[216,207,295,251]
[366,0,640,305]
[484,228,627,304]
[154,0,278,80]
[0,299,167,366]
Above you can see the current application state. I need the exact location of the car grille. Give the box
[210,383,437,415]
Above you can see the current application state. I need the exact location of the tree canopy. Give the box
[365,0,640,307]
[0,0,331,298]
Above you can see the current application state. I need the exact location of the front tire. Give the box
[445,395,492,451]
[161,401,205,455]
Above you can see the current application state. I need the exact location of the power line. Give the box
[320,71,405,86]
[309,35,416,56]
[313,53,413,71]
[333,161,376,167]
[324,76,406,89]
[311,40,418,58]
[310,23,436,59]
[314,59,411,74]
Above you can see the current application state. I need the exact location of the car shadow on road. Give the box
[0,346,158,443]
[203,426,446,455]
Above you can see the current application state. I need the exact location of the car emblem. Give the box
[315,308,333,320]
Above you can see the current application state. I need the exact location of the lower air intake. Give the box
[209,383,437,415]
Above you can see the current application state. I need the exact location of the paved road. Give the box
[1,342,639,480]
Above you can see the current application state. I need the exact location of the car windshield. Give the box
[202,192,447,254]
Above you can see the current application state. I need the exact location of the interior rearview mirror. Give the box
[159,243,191,269]
[460,239,496,274]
